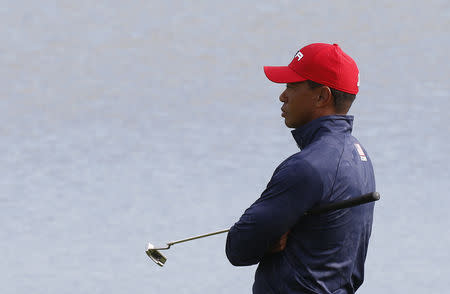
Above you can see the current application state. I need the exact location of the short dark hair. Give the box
[306,80,356,114]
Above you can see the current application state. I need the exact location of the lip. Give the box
[281,107,287,117]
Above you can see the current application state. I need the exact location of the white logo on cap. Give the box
[295,50,303,61]
[357,73,360,87]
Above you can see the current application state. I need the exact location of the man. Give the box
[226,43,376,293]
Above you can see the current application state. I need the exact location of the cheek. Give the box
[289,96,314,124]
[291,96,310,114]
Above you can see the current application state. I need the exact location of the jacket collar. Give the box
[291,115,354,149]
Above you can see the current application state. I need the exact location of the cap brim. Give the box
[263,66,307,83]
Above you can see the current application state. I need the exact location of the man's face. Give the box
[279,81,319,128]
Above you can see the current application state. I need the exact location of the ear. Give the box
[316,86,333,108]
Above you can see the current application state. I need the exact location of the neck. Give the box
[308,108,341,124]
[317,107,343,117]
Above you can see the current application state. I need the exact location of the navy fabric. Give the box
[226,115,376,294]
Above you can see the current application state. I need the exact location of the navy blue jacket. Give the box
[226,115,376,294]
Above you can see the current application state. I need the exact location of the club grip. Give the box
[305,192,380,215]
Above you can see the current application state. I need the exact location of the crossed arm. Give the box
[225,161,322,266]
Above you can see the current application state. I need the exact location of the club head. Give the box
[146,243,167,266]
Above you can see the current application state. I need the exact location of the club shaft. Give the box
[164,192,379,247]
[168,229,230,246]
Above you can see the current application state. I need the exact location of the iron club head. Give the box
[146,243,167,266]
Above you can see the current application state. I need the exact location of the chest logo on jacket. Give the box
[354,143,367,161]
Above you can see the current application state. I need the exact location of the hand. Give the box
[268,230,290,253]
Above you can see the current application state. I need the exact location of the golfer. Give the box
[226,43,376,293]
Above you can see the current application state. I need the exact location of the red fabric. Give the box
[264,43,359,94]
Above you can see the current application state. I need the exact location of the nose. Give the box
[279,89,288,103]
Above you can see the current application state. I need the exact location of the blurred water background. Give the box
[1,0,449,293]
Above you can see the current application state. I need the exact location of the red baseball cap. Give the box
[264,43,360,94]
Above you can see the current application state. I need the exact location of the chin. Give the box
[284,120,296,128]
[285,119,306,129]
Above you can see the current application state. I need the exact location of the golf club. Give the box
[146,191,380,266]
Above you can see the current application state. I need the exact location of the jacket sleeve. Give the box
[225,160,323,266]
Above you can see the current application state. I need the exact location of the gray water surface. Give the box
[1,1,449,293]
